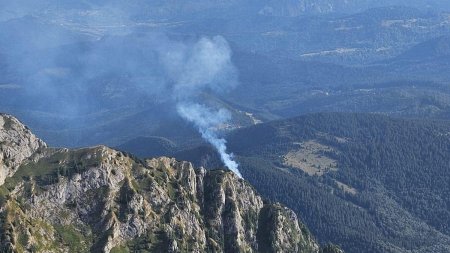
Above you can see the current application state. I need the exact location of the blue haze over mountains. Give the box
[2,1,450,253]
[1,0,450,147]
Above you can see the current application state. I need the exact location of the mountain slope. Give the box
[116,136,178,158]
[225,113,450,253]
[0,114,46,185]
[115,112,450,252]
[0,113,339,253]
[3,5,450,149]
[393,36,450,62]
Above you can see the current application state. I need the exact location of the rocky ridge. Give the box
[0,114,46,185]
[0,114,340,253]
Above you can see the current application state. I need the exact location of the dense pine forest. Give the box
[226,113,450,253]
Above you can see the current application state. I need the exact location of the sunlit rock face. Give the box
[0,114,325,253]
[0,113,46,185]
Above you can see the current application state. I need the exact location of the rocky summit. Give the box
[0,114,340,253]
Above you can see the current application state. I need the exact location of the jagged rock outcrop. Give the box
[0,115,338,253]
[0,114,46,185]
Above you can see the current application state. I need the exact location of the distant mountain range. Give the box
[2,3,450,147]
[1,2,450,252]
[3,0,450,19]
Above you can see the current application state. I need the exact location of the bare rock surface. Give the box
[0,114,334,253]
[0,113,46,185]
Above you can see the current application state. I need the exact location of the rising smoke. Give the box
[161,36,243,178]
[177,103,242,178]
[0,3,243,177]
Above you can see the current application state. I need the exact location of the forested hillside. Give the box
[1,113,343,253]
[226,113,450,253]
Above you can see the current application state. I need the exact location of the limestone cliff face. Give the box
[0,115,333,253]
[0,114,46,185]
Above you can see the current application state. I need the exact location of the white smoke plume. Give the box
[0,0,242,175]
[162,36,243,178]
[177,103,242,178]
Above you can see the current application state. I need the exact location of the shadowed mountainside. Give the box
[0,113,342,253]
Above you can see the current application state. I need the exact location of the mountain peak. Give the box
[0,114,332,253]
[0,113,46,185]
